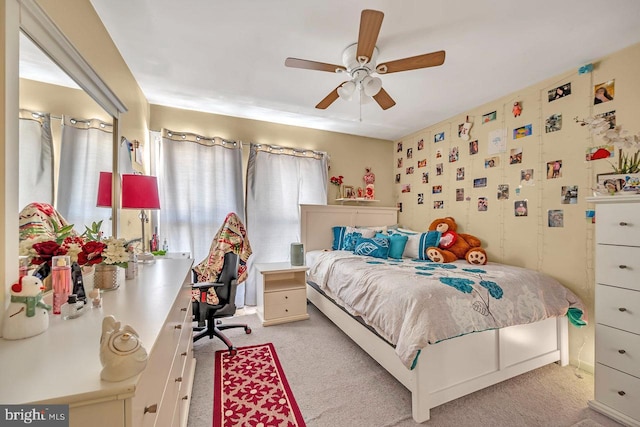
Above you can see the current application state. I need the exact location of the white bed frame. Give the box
[300,204,569,423]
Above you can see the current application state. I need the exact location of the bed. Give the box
[300,204,586,423]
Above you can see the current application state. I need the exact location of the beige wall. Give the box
[394,41,640,371]
[150,104,394,205]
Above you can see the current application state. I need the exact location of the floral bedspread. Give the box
[307,250,586,370]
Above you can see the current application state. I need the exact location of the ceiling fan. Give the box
[285,9,446,110]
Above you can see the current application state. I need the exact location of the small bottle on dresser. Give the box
[52,255,71,315]
[61,294,84,320]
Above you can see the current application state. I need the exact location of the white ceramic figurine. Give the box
[2,275,51,340]
[99,315,148,382]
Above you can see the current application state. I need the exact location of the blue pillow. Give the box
[332,226,346,250]
[341,230,363,251]
[354,236,390,259]
[388,233,409,259]
[389,229,440,259]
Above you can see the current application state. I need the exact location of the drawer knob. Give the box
[285,309,288,312]
[175,376,183,382]
[618,390,626,396]
[618,349,626,354]
[181,307,187,312]
[618,265,628,269]
[618,307,627,312]
[181,351,187,356]
[285,296,288,299]
[182,395,189,401]
[144,404,158,414]
[619,221,628,226]
[174,324,182,329]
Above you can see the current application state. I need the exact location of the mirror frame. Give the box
[19,0,128,235]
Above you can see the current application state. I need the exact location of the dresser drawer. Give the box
[595,203,640,246]
[595,324,640,378]
[595,245,640,291]
[264,288,307,319]
[596,285,640,334]
[594,364,640,421]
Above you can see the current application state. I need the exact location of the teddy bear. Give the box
[425,217,488,265]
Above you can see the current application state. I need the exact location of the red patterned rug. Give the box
[213,343,306,427]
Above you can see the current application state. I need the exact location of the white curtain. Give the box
[245,143,328,305]
[56,116,133,236]
[156,129,244,267]
[19,110,53,210]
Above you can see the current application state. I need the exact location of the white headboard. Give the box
[300,204,399,252]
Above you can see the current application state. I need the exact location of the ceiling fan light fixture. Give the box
[338,81,356,100]
[363,76,382,96]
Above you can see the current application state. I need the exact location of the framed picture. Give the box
[343,185,355,199]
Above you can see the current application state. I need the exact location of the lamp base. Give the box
[137,252,156,264]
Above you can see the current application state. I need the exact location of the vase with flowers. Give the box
[77,221,130,291]
[576,116,640,194]
[330,175,344,200]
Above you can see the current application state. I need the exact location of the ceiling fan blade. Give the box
[285,57,346,73]
[356,10,384,63]
[316,83,346,109]
[373,88,396,110]
[377,50,446,74]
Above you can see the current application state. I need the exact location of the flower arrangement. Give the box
[330,175,344,186]
[576,116,640,173]
[21,220,130,269]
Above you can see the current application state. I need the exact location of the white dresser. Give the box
[587,195,640,427]
[0,258,196,427]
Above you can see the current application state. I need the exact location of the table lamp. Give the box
[122,174,160,262]
[97,172,161,262]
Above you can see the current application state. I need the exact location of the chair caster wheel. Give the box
[228,348,237,357]
[245,327,252,334]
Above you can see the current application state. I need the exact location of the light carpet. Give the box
[213,343,305,427]
[190,304,622,427]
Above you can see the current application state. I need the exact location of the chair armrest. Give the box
[192,282,224,291]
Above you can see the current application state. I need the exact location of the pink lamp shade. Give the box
[96,171,113,207]
[122,174,160,210]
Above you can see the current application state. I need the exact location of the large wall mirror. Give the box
[18,0,127,238]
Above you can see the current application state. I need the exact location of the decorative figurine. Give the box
[363,167,375,200]
[512,102,522,117]
[100,315,148,382]
[2,275,51,340]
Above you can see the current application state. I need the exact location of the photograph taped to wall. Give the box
[422,172,429,183]
[497,184,509,200]
[595,110,616,129]
[436,148,443,159]
[418,159,427,168]
[449,147,459,162]
[417,139,424,150]
[547,160,562,179]
[545,113,562,133]
[482,111,497,123]
[432,185,442,194]
[407,148,413,159]
[406,166,414,175]
[402,184,411,193]
[478,197,488,211]
[397,158,403,168]
[434,200,444,209]
[395,173,401,183]
[548,210,564,227]
[418,193,424,204]
[397,141,403,152]
[561,185,578,204]
[548,82,571,102]
[585,144,615,161]
[469,139,479,155]
[520,169,534,186]
[513,124,532,139]
[510,147,522,164]
[515,200,528,216]
[473,177,487,188]
[434,132,445,142]
[485,156,499,168]
[456,188,464,201]
[436,163,443,175]
[488,129,507,154]
[594,80,615,104]
[456,167,465,181]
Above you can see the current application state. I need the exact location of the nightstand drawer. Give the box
[595,364,640,421]
[264,289,307,319]
[596,324,640,378]
[595,203,640,246]
[596,245,640,291]
[596,285,640,335]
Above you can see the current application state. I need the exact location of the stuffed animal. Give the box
[425,217,488,265]
[2,275,51,340]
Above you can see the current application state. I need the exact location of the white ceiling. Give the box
[27,1,640,141]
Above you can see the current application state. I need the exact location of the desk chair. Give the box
[192,252,251,355]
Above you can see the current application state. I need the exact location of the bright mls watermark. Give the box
[0,405,68,426]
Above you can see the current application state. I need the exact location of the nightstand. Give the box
[255,262,310,326]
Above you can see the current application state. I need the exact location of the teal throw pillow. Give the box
[354,236,390,259]
[388,233,409,259]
